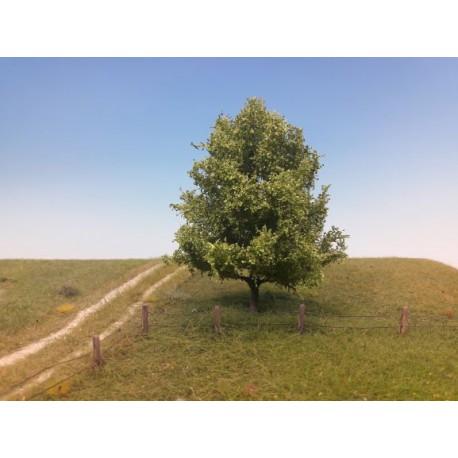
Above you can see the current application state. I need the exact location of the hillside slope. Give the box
[315,257,458,315]
[19,258,458,400]
[0,259,158,355]
[0,260,181,399]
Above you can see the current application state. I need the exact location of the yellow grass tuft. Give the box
[47,380,72,398]
[55,304,75,313]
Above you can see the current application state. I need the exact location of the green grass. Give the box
[0,259,158,355]
[39,257,458,401]
[0,261,180,399]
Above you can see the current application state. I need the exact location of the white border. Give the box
[1,0,457,56]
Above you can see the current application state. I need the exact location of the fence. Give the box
[146,303,456,334]
[1,303,456,401]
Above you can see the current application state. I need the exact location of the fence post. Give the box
[92,335,102,367]
[142,303,149,334]
[399,306,409,336]
[214,305,221,335]
[298,304,305,334]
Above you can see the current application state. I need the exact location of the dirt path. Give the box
[0,263,164,368]
[2,267,185,400]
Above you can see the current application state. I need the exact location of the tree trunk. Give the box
[249,283,260,314]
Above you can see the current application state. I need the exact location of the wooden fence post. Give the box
[399,306,409,336]
[92,335,102,367]
[298,304,305,334]
[142,303,149,334]
[214,305,221,335]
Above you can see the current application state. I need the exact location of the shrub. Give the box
[57,284,80,298]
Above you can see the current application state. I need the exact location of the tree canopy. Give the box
[169,97,348,312]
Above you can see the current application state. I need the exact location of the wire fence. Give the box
[147,306,457,332]
[1,303,456,401]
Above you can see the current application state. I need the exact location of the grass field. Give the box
[0,259,160,356]
[26,257,457,401]
[0,260,184,399]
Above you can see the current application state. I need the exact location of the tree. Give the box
[169,97,348,313]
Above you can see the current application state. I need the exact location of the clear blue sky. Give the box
[1,58,458,267]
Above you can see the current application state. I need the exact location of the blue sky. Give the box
[1,58,457,267]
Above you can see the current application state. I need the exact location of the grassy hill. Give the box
[0,259,160,355]
[29,257,456,401]
[0,259,182,399]
[3,258,457,401]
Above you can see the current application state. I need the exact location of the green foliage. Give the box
[170,97,348,309]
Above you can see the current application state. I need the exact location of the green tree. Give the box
[169,98,348,313]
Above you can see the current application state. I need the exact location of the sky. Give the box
[1,58,458,267]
